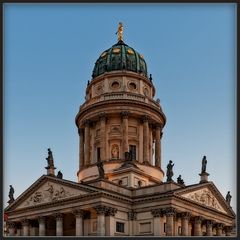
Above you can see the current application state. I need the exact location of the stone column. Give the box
[105,207,117,236]
[180,212,191,236]
[94,205,107,236]
[99,113,107,161]
[55,213,63,236]
[224,226,232,236]
[194,216,203,236]
[128,210,137,236]
[216,223,223,236]
[22,219,30,236]
[8,222,15,236]
[121,111,129,157]
[206,220,213,236]
[84,120,91,165]
[151,208,163,236]
[155,124,161,168]
[73,209,84,236]
[38,216,46,236]
[78,128,84,168]
[143,115,149,164]
[164,207,176,236]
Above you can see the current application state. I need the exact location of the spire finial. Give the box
[116,22,124,42]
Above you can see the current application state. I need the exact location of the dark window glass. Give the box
[129,145,136,160]
[116,222,124,233]
[97,147,101,161]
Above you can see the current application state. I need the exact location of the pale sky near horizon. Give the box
[3,3,236,212]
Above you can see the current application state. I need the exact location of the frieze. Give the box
[18,182,86,208]
[181,188,227,214]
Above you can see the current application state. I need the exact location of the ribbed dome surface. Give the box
[92,40,148,78]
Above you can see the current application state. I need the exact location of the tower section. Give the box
[75,25,166,187]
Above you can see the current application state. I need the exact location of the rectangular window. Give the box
[129,145,136,160]
[116,222,124,233]
[97,147,101,161]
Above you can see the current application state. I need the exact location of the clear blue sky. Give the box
[4,3,236,212]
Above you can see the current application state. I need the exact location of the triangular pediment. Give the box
[5,175,96,212]
[174,182,235,216]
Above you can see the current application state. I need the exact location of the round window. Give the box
[129,82,137,90]
[111,81,120,89]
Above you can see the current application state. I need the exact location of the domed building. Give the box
[4,23,235,237]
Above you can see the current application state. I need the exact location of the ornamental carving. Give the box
[95,83,104,95]
[21,182,84,208]
[151,208,164,218]
[181,188,226,213]
[128,210,137,220]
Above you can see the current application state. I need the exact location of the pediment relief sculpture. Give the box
[181,188,227,214]
[16,182,87,209]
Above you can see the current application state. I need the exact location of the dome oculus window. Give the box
[111,81,120,89]
[128,82,137,90]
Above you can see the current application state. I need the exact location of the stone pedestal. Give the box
[55,213,63,236]
[199,172,209,183]
[38,216,46,236]
[194,216,203,236]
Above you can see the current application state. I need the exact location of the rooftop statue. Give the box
[57,171,63,179]
[166,160,174,182]
[177,175,184,185]
[46,148,54,168]
[226,191,232,205]
[97,160,105,179]
[201,155,207,173]
[8,185,15,203]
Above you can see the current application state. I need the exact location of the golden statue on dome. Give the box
[116,22,123,42]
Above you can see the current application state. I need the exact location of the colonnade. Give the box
[7,206,233,236]
[78,112,162,168]
[151,207,232,236]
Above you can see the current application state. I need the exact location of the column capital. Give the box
[151,208,164,218]
[38,216,46,223]
[78,128,84,135]
[180,212,191,219]
[72,209,85,217]
[121,111,130,119]
[215,223,224,229]
[21,218,30,226]
[54,213,63,221]
[163,207,176,216]
[206,219,214,227]
[94,205,109,215]
[99,112,107,121]
[224,225,232,233]
[142,114,149,122]
[7,221,15,228]
[128,210,137,220]
[83,119,91,126]
[154,123,162,129]
[105,207,118,216]
[194,216,203,224]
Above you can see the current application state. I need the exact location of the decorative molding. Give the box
[215,223,224,229]
[194,216,203,224]
[83,119,91,126]
[106,207,118,216]
[181,188,226,213]
[163,207,176,217]
[38,216,46,223]
[54,213,63,221]
[180,212,191,219]
[94,205,109,215]
[121,111,130,119]
[21,218,30,226]
[142,115,149,122]
[99,112,107,121]
[206,219,214,227]
[72,209,85,217]
[7,222,15,228]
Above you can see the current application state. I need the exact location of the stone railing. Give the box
[80,92,160,110]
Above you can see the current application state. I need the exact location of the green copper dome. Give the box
[92,40,148,79]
